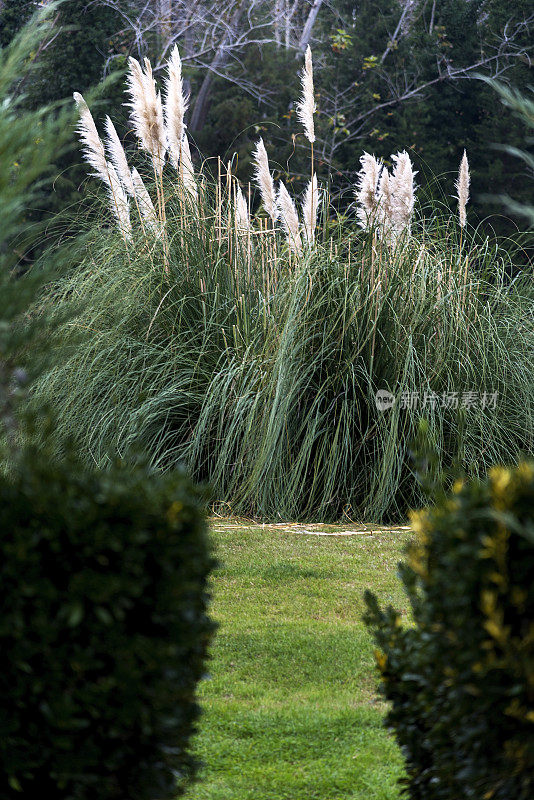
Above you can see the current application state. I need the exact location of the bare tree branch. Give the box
[298,0,324,53]
[323,13,533,158]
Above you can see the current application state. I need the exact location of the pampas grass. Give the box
[164,45,188,170]
[57,49,534,524]
[297,45,316,212]
[297,45,316,145]
[32,195,534,521]
[355,150,416,243]
[180,133,198,203]
[131,167,158,231]
[302,173,319,245]
[235,185,250,231]
[104,116,136,196]
[75,49,318,257]
[377,167,393,241]
[252,137,277,223]
[72,49,485,265]
[73,91,111,185]
[277,180,302,253]
[126,57,166,175]
[390,150,417,237]
[456,149,470,228]
[107,175,132,241]
[73,92,131,241]
[356,152,381,230]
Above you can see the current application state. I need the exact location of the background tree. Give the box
[310,1,533,225]
[3,0,125,255]
[0,0,34,48]
[105,0,531,236]
[4,1,532,246]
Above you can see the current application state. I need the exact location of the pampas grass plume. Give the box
[355,152,381,230]
[180,133,198,203]
[390,150,417,234]
[377,167,393,241]
[74,92,131,239]
[73,92,109,184]
[302,173,319,244]
[278,181,302,253]
[297,45,316,144]
[131,167,158,231]
[164,45,188,170]
[456,149,470,228]
[108,168,132,240]
[235,186,250,231]
[252,138,277,222]
[104,115,135,196]
[126,57,166,172]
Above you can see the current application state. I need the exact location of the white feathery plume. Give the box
[355,152,381,230]
[252,137,277,222]
[455,149,470,228]
[235,186,250,232]
[180,133,198,203]
[277,181,302,253]
[164,45,188,170]
[142,57,166,171]
[131,167,158,232]
[107,165,132,240]
[390,150,417,236]
[297,45,316,144]
[104,116,135,196]
[73,92,109,184]
[302,173,319,245]
[125,56,166,173]
[376,167,394,243]
[73,92,131,240]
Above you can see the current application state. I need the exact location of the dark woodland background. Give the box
[1,0,532,248]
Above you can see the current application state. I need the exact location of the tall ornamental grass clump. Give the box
[31,48,534,522]
[364,459,534,800]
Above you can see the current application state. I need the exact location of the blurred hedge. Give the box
[0,449,215,799]
[364,461,534,800]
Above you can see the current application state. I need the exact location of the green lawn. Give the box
[185,521,413,800]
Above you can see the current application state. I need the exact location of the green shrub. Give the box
[364,461,534,799]
[0,448,215,799]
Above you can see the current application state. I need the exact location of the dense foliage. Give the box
[0,449,214,799]
[189,0,533,237]
[0,0,125,244]
[0,0,33,48]
[0,6,76,344]
[364,460,534,799]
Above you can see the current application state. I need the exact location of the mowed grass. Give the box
[185,521,413,800]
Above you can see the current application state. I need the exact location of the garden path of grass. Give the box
[185,520,413,800]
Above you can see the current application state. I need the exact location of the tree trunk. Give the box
[189,1,247,132]
[157,0,173,51]
[298,0,324,53]
[275,0,283,47]
[429,0,436,34]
